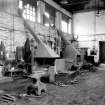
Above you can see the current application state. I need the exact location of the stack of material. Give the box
[1,94,16,102]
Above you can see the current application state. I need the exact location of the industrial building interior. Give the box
[0,0,105,105]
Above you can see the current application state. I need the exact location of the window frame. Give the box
[19,0,37,22]
[61,13,72,34]
[43,3,56,27]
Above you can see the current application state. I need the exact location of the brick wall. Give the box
[0,11,26,51]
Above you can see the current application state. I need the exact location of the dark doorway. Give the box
[99,41,105,63]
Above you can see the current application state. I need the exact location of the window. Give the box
[19,0,23,9]
[23,4,36,22]
[61,20,68,33]
[43,4,56,27]
[61,14,72,34]
[19,0,37,22]
[37,1,41,23]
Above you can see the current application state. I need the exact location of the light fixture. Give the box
[60,0,68,4]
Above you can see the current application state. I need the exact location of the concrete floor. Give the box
[0,68,105,105]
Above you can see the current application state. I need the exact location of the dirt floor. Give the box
[0,69,105,105]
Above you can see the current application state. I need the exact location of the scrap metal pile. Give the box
[55,72,78,86]
[54,63,97,87]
